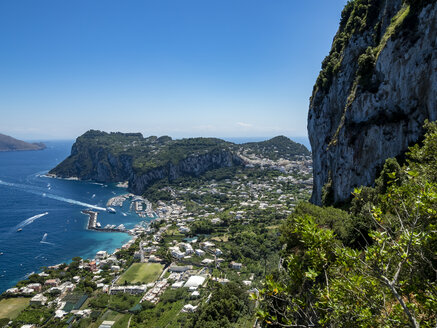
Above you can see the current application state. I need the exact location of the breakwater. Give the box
[81,210,126,233]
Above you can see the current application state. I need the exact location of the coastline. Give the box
[44,173,79,181]
[0,172,155,293]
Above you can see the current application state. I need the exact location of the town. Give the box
[0,152,312,328]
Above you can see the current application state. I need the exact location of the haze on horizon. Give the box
[0,0,347,141]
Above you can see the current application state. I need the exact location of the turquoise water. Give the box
[0,141,150,293]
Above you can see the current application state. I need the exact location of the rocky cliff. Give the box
[308,0,436,205]
[50,131,310,196]
[49,131,244,195]
[129,149,243,194]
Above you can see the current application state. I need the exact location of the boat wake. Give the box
[0,179,106,211]
[40,233,55,245]
[16,212,49,229]
[47,194,106,211]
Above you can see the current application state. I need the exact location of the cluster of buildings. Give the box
[5,147,313,327]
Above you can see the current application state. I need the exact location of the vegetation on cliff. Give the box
[314,0,432,97]
[241,136,310,161]
[257,121,437,327]
[308,0,436,205]
[49,130,309,193]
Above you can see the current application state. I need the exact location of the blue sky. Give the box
[0,0,347,140]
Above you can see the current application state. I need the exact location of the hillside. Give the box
[0,133,46,152]
[308,0,436,205]
[257,120,437,327]
[49,130,309,195]
[241,136,310,161]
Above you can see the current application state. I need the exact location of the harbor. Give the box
[107,193,156,218]
[81,210,126,233]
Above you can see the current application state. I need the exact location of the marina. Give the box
[108,193,156,217]
[82,210,127,233]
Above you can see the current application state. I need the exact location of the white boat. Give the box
[106,207,116,214]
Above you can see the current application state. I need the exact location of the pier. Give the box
[81,210,127,233]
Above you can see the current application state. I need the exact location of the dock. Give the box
[81,210,126,233]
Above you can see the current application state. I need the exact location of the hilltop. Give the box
[49,130,310,195]
[0,133,46,152]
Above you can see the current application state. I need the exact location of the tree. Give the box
[256,121,437,327]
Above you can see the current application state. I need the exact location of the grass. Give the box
[266,225,280,230]
[0,297,30,319]
[140,299,185,327]
[117,263,163,285]
[91,310,128,328]
[376,5,410,58]
[211,234,229,242]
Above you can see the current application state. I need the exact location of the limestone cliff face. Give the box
[129,150,243,194]
[50,141,135,183]
[308,0,436,205]
[50,133,244,195]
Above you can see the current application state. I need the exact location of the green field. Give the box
[91,310,129,328]
[117,263,163,285]
[0,298,30,319]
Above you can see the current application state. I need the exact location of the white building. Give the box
[184,276,206,289]
[30,293,48,306]
[178,226,190,233]
[96,251,108,260]
[195,249,205,257]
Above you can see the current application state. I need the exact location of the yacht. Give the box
[106,207,116,214]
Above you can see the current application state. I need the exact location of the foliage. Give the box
[50,130,310,190]
[242,136,310,160]
[89,293,110,309]
[257,121,437,327]
[12,305,54,326]
[130,290,187,328]
[314,0,383,94]
[357,46,376,89]
[108,294,141,312]
[186,282,252,328]
[191,220,215,235]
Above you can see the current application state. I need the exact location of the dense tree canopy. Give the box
[257,121,437,327]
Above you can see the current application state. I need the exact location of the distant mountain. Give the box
[49,130,309,194]
[0,133,46,152]
[241,135,310,161]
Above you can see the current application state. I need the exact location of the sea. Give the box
[0,141,152,293]
[0,136,310,293]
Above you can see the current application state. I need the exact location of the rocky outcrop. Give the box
[50,131,245,195]
[49,142,135,182]
[129,150,243,194]
[308,0,436,205]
